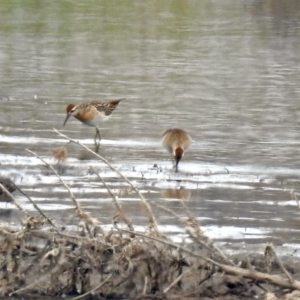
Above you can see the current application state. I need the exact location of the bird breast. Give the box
[75,110,110,127]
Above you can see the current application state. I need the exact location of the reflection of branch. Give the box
[54,128,159,232]
[117,227,300,291]
[291,189,300,209]
[91,166,133,231]
[12,182,58,229]
[152,201,233,265]
[0,183,28,216]
[26,149,98,230]
[26,148,81,211]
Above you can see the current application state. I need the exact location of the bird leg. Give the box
[94,143,100,153]
[175,158,179,173]
[95,128,101,141]
[172,156,180,173]
[94,128,101,142]
[172,157,176,168]
[94,128,101,153]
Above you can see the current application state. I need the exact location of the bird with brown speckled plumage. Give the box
[162,128,191,172]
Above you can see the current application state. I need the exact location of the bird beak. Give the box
[175,157,180,173]
[63,113,71,126]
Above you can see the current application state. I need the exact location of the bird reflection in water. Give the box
[161,189,191,200]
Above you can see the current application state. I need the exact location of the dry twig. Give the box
[12,183,58,229]
[26,149,81,211]
[0,183,28,217]
[116,227,300,291]
[91,167,133,232]
[53,128,159,232]
[152,201,233,265]
[72,274,113,300]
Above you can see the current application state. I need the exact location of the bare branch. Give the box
[72,274,113,300]
[116,227,300,291]
[25,148,81,211]
[0,183,29,216]
[91,167,133,231]
[53,128,159,232]
[13,183,58,229]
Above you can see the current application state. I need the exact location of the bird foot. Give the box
[94,139,100,153]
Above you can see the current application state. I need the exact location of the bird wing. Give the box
[91,99,123,116]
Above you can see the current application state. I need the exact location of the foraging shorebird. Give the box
[63,99,123,145]
[162,128,191,172]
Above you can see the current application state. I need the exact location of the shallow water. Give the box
[1,0,300,255]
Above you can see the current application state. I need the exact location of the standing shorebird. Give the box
[63,99,123,146]
[162,128,191,172]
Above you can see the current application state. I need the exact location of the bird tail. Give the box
[111,98,125,105]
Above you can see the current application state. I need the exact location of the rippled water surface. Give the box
[1,0,300,255]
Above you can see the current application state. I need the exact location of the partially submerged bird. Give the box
[63,99,124,144]
[162,128,191,172]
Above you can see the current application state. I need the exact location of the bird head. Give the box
[174,147,184,172]
[63,104,76,126]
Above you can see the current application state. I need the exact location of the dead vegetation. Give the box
[0,129,299,300]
